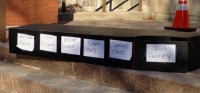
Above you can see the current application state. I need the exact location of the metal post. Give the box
[0,0,6,42]
[109,0,112,11]
[102,0,106,12]
[138,0,142,12]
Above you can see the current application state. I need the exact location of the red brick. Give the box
[7,0,23,5]
[35,0,58,5]
[23,0,35,5]
[6,0,58,26]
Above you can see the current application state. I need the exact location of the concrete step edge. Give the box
[58,12,155,21]
[0,88,12,93]
[58,12,200,22]
[0,61,134,93]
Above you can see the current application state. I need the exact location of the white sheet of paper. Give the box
[16,33,34,52]
[109,40,132,61]
[40,34,57,53]
[61,36,81,55]
[146,44,176,63]
[83,39,104,59]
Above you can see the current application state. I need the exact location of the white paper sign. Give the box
[109,40,132,61]
[83,39,104,58]
[40,34,57,53]
[146,44,176,63]
[61,36,81,55]
[16,33,34,52]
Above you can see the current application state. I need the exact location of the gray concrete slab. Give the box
[0,89,11,93]
[61,20,200,32]
[0,61,135,93]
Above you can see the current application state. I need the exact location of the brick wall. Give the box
[6,0,58,26]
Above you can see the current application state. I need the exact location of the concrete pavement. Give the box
[60,20,200,32]
[0,89,11,93]
[0,61,135,93]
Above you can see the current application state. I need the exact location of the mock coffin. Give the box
[9,24,200,72]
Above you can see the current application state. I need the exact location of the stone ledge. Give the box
[1,42,200,93]
[0,88,11,93]
[0,61,133,93]
[58,11,200,22]
[59,12,154,21]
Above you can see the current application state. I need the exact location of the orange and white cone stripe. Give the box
[173,0,189,28]
[178,0,188,10]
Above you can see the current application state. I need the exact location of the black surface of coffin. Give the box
[135,36,200,72]
[9,24,200,72]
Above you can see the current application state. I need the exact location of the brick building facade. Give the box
[6,0,58,26]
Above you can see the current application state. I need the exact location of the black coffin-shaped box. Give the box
[9,24,200,72]
[135,35,200,72]
[9,24,134,69]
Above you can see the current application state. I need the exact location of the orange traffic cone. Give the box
[165,0,197,32]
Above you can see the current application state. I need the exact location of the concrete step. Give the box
[58,12,154,21]
[1,40,200,93]
[0,88,12,93]
[59,20,200,32]
[0,61,134,93]
[58,11,200,22]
